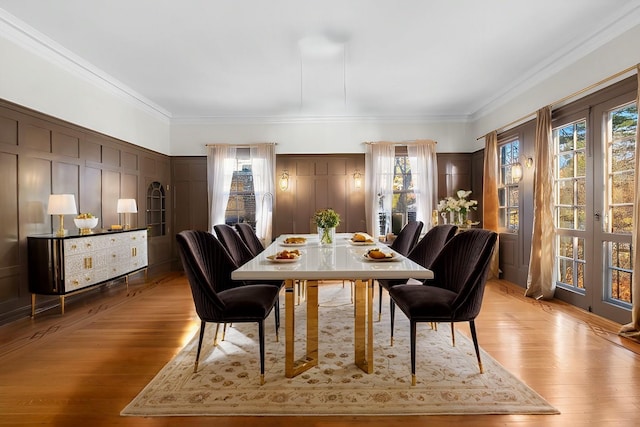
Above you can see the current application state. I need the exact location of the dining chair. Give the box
[388,220,424,257]
[176,230,280,385]
[388,228,497,385]
[235,222,265,257]
[378,224,458,322]
[214,223,255,266]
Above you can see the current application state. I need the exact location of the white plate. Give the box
[348,239,376,246]
[362,253,401,262]
[280,242,307,247]
[266,254,300,263]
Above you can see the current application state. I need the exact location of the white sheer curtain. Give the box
[207,144,236,231]
[407,140,438,229]
[620,66,640,338]
[365,142,395,239]
[250,144,276,246]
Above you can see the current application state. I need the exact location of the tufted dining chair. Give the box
[378,224,458,321]
[176,230,280,385]
[388,228,497,385]
[235,222,265,257]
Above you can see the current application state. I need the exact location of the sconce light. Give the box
[117,198,138,230]
[353,170,362,189]
[47,194,78,237]
[279,170,289,191]
[525,157,534,168]
[512,162,523,183]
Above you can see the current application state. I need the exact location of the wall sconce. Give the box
[353,170,362,189]
[512,162,523,183]
[47,194,78,237]
[279,170,289,191]
[117,198,138,230]
[525,157,534,168]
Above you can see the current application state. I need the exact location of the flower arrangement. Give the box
[314,208,340,229]
[437,190,478,224]
[314,208,340,244]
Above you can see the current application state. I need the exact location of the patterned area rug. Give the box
[122,282,559,416]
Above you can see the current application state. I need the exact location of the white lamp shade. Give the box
[47,194,78,215]
[117,198,138,213]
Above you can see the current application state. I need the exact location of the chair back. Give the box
[214,224,254,266]
[390,220,423,256]
[176,230,236,321]
[235,223,265,257]
[429,229,497,320]
[408,224,458,268]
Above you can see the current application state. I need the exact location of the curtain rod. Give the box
[205,143,277,147]
[476,63,639,141]
[363,140,437,145]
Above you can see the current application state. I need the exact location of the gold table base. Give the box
[284,278,374,378]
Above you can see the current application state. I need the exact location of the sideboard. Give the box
[28,228,148,316]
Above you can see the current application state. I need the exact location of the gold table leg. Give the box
[354,279,374,374]
[285,279,319,377]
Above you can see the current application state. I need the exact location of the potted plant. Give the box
[314,208,340,245]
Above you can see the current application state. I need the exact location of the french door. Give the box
[553,93,636,324]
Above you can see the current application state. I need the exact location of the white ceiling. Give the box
[1,0,639,121]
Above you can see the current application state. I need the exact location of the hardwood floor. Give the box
[1,272,639,426]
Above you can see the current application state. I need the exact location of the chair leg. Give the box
[213,322,220,346]
[469,320,484,374]
[194,321,206,373]
[450,322,456,347]
[389,299,396,346]
[274,297,280,342]
[258,320,266,385]
[378,283,383,321]
[222,323,228,341]
[410,320,417,386]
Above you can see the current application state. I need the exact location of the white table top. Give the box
[231,233,434,281]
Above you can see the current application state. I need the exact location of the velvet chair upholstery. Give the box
[388,220,423,256]
[388,229,497,385]
[378,224,458,321]
[176,230,280,385]
[235,222,265,257]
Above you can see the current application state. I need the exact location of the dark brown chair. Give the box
[214,223,254,266]
[235,222,265,257]
[388,220,424,256]
[378,224,458,321]
[389,229,497,385]
[176,230,280,385]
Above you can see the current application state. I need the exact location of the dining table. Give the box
[231,232,434,378]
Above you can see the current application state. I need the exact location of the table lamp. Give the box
[117,198,138,230]
[47,194,78,237]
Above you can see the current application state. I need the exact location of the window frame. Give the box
[497,136,521,232]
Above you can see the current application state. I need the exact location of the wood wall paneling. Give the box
[23,124,51,153]
[102,146,120,167]
[0,114,18,146]
[81,139,102,163]
[103,170,121,228]
[82,167,103,225]
[52,131,80,158]
[0,152,19,302]
[122,151,138,171]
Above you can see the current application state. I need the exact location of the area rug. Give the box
[122,282,559,417]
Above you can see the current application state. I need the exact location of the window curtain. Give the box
[206,144,236,231]
[620,66,640,338]
[407,140,438,229]
[250,144,276,246]
[525,107,556,299]
[365,142,395,238]
[483,131,500,280]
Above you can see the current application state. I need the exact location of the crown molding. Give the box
[171,114,471,126]
[0,9,171,122]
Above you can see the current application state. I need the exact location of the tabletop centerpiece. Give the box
[314,208,340,245]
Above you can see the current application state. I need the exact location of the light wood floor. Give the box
[1,272,640,427]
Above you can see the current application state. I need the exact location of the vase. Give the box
[318,226,336,245]
[457,211,467,227]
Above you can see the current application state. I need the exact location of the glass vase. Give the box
[318,226,336,245]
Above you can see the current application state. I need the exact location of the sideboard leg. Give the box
[31,294,36,317]
[60,295,65,315]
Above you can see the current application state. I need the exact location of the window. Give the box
[603,103,636,306]
[498,138,520,231]
[553,119,587,292]
[225,149,256,229]
[392,147,416,234]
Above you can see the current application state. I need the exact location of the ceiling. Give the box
[1,0,639,121]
